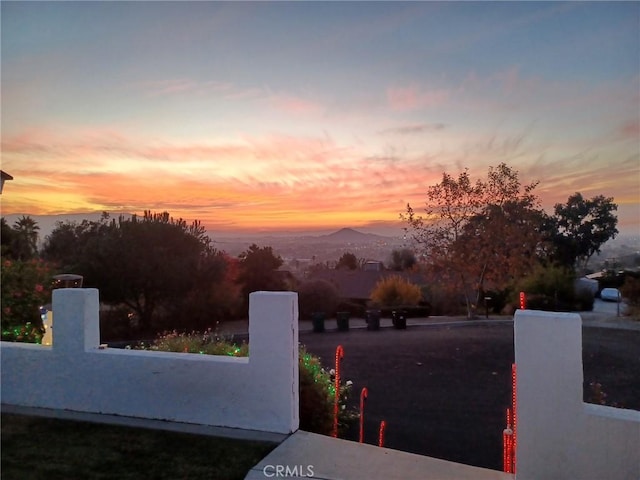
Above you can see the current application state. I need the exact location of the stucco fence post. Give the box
[514,309,640,480]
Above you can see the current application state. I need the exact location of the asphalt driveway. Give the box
[300,322,640,471]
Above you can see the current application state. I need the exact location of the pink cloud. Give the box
[387,84,450,111]
[618,119,640,141]
[268,94,325,116]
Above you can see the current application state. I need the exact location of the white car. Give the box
[600,288,621,302]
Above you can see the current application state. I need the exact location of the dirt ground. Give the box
[300,322,640,471]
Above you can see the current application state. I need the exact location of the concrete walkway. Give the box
[3,404,512,480]
[244,430,512,480]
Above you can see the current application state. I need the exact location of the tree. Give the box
[336,252,359,270]
[41,218,105,271]
[456,197,549,307]
[389,248,417,271]
[167,252,238,330]
[44,211,221,333]
[11,216,40,260]
[1,218,16,258]
[552,193,618,272]
[297,279,340,319]
[402,163,544,317]
[236,244,285,308]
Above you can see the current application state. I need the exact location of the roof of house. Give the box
[307,269,426,300]
[1,170,13,181]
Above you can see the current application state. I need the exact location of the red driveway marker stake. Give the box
[511,363,517,473]
[332,345,344,438]
[519,291,526,309]
[359,387,368,443]
[378,420,387,447]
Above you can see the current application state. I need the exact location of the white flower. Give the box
[346,380,353,387]
[329,369,335,376]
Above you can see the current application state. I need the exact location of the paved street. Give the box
[300,322,640,471]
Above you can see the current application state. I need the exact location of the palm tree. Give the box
[12,216,40,260]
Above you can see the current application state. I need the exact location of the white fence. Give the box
[0,289,299,434]
[2,292,638,478]
[514,309,640,480]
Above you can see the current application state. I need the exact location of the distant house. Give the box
[307,268,427,311]
[1,170,13,194]
[363,261,383,272]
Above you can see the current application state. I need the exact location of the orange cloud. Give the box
[2,122,637,234]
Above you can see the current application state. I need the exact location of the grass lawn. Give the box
[1,413,276,480]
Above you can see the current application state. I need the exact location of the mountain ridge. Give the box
[318,227,389,242]
[2,213,397,241]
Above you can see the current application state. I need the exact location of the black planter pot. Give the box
[312,312,325,333]
[336,311,350,332]
[392,310,407,329]
[366,309,381,331]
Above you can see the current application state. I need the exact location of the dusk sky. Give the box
[2,2,638,236]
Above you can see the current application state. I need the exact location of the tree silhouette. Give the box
[552,193,618,272]
[1,218,17,258]
[402,163,544,317]
[44,211,223,333]
[389,248,417,271]
[12,216,40,260]
[237,244,285,307]
[336,252,359,270]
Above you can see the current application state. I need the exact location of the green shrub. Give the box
[620,276,640,320]
[298,346,356,435]
[100,307,137,342]
[514,265,577,312]
[517,264,574,299]
[574,288,595,311]
[370,275,422,308]
[142,332,357,436]
[420,283,466,316]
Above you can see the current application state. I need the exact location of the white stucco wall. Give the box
[1,289,299,434]
[514,309,640,480]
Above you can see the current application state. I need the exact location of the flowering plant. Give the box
[134,331,358,436]
[299,347,359,436]
[142,328,248,356]
[1,258,54,343]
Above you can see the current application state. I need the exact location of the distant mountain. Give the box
[318,227,390,243]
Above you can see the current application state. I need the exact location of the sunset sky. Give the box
[2,1,638,236]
